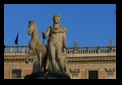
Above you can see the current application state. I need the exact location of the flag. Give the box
[4,45,6,50]
[14,32,19,45]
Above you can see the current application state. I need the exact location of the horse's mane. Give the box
[29,20,38,29]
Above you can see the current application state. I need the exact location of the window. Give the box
[89,71,98,79]
[12,70,21,78]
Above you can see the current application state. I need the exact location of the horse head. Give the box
[28,20,37,35]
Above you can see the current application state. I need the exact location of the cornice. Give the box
[67,56,116,64]
[4,56,116,63]
[4,58,33,62]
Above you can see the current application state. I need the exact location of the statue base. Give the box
[24,71,70,79]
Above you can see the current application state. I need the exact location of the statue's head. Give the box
[28,20,37,35]
[53,14,62,21]
[53,14,62,24]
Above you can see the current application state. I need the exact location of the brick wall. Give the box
[99,70,106,79]
[4,69,10,79]
[23,69,32,78]
[66,70,71,78]
[80,70,87,79]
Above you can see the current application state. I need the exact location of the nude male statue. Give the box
[42,14,67,74]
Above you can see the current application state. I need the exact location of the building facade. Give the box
[4,43,116,79]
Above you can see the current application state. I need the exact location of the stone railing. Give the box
[4,46,29,53]
[4,46,116,54]
[67,46,116,54]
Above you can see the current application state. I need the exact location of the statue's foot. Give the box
[44,69,48,78]
[61,70,66,74]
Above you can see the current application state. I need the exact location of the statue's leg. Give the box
[41,51,48,72]
[64,49,67,72]
[63,54,67,72]
[44,56,49,72]
[38,52,42,72]
[56,44,65,74]
[32,59,40,73]
[44,50,49,71]
[49,41,56,72]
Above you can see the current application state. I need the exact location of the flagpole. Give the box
[17,41,18,52]
[17,29,19,52]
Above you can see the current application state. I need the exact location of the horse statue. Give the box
[25,20,48,73]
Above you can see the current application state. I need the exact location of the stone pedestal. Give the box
[24,71,70,79]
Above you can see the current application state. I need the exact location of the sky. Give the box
[4,4,116,47]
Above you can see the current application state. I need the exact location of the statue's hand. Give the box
[63,48,67,55]
[64,46,68,50]
[42,31,45,35]
[42,31,46,39]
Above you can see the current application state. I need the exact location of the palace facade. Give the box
[4,42,116,79]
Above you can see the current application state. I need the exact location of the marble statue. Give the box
[42,14,67,74]
[25,20,48,73]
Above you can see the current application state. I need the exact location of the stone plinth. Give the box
[24,71,70,79]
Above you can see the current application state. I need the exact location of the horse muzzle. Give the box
[28,31,32,35]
